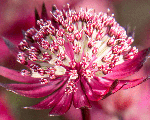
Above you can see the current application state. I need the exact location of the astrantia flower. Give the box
[0,3,150,116]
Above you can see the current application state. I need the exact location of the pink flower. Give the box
[0,3,150,116]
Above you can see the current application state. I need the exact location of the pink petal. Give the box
[64,41,74,61]
[49,92,73,116]
[25,85,66,110]
[89,77,108,89]
[101,79,120,99]
[81,78,106,101]
[105,48,150,79]
[101,77,149,99]
[0,66,40,83]
[115,77,149,90]
[9,80,66,98]
[73,81,91,109]
[0,83,46,91]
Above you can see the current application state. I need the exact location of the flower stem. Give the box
[81,108,91,120]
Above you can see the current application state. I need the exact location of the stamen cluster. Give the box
[18,4,137,87]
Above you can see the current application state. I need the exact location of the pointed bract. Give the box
[2,37,19,56]
[0,66,39,83]
[49,92,73,116]
[73,82,91,108]
[25,88,65,110]
[105,47,150,79]
[41,3,49,21]
[34,8,40,29]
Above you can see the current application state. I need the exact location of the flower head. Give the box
[0,3,150,116]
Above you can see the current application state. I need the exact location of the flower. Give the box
[0,3,150,116]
